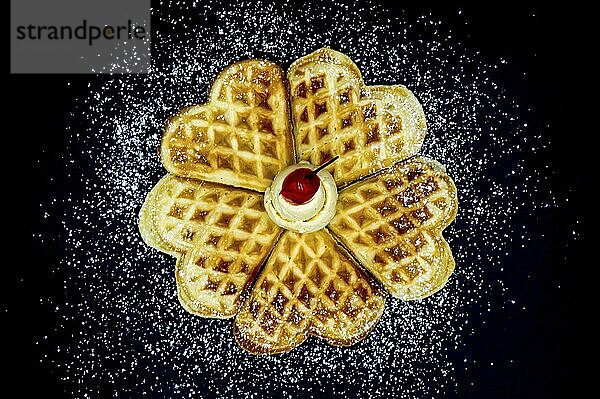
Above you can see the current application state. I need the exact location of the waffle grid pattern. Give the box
[162,61,293,192]
[328,157,458,300]
[234,230,386,354]
[140,175,281,317]
[288,49,426,187]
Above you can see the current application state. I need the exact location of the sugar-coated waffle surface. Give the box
[139,175,282,317]
[328,157,458,300]
[234,229,386,354]
[288,48,426,187]
[161,60,294,192]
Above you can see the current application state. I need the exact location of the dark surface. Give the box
[5,4,585,398]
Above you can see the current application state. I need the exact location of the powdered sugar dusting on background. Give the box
[37,1,554,398]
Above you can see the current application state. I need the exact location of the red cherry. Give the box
[280,168,321,205]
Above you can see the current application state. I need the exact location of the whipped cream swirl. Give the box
[264,162,337,233]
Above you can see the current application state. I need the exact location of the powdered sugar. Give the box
[37,1,555,397]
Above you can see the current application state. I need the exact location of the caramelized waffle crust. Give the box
[288,48,427,188]
[234,229,386,354]
[161,60,294,192]
[328,157,458,300]
[139,175,282,317]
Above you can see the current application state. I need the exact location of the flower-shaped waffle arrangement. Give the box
[139,48,458,354]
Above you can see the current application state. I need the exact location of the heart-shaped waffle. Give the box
[234,229,386,354]
[328,157,458,300]
[139,175,282,317]
[161,60,294,192]
[287,48,426,187]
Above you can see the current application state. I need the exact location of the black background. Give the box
[6,3,586,398]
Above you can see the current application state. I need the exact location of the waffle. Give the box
[139,175,282,317]
[161,60,294,192]
[139,50,459,353]
[234,229,386,354]
[328,157,458,300]
[288,48,426,188]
